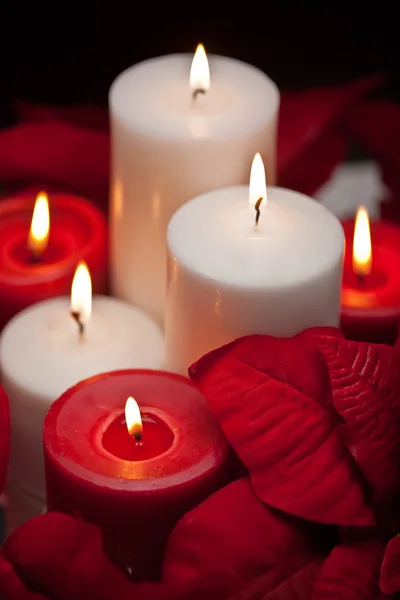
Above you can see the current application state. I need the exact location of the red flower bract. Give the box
[0,386,10,495]
[189,330,375,527]
[163,478,322,591]
[380,535,400,595]
[312,540,384,599]
[311,334,400,503]
[0,512,162,600]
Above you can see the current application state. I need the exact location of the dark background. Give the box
[0,3,399,124]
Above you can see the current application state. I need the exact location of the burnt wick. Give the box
[255,197,263,226]
[192,88,206,101]
[357,273,366,286]
[133,431,143,443]
[70,310,85,337]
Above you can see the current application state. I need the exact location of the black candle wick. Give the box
[255,197,263,226]
[192,88,206,101]
[70,310,85,337]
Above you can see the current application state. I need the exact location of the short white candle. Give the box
[0,263,164,530]
[109,46,280,325]
[165,155,344,375]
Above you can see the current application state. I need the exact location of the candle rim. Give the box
[109,53,280,141]
[43,369,230,491]
[167,185,345,289]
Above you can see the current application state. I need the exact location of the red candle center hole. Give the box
[102,413,174,461]
[10,233,66,265]
[343,265,388,291]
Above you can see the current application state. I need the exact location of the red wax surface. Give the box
[102,413,174,461]
[0,194,108,330]
[43,370,231,581]
[341,220,400,344]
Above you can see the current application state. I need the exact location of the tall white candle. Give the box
[109,46,280,325]
[0,263,164,530]
[165,155,344,375]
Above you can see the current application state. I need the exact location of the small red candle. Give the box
[341,206,400,344]
[43,369,231,581]
[0,192,108,330]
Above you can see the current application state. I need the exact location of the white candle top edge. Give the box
[167,185,345,289]
[109,54,280,140]
[0,296,165,401]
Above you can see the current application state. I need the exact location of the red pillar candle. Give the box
[0,192,107,330]
[43,369,231,581]
[341,206,400,344]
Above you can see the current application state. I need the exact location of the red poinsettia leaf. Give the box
[0,512,153,600]
[232,559,323,600]
[0,121,109,213]
[380,535,400,595]
[278,76,384,196]
[0,386,10,495]
[0,557,48,600]
[189,334,374,527]
[313,335,400,500]
[312,540,384,600]
[163,478,321,590]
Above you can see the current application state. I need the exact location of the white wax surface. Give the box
[0,296,165,518]
[109,53,280,325]
[165,186,344,375]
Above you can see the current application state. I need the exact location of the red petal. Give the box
[312,540,384,600]
[0,512,140,600]
[314,336,400,500]
[238,560,323,600]
[380,535,400,595]
[190,334,374,527]
[0,387,10,495]
[163,478,320,590]
[0,555,48,600]
[278,76,384,196]
[0,122,109,212]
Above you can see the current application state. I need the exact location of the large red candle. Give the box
[0,192,107,330]
[341,207,400,344]
[43,369,231,581]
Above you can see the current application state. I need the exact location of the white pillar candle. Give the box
[165,155,344,375]
[109,46,280,325]
[0,263,164,529]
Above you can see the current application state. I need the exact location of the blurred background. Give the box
[0,3,399,123]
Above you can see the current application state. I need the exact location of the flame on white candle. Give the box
[249,153,267,210]
[190,43,210,95]
[28,192,50,256]
[70,261,92,332]
[353,206,372,277]
[125,396,143,441]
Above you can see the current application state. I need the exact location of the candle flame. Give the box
[249,153,267,211]
[125,397,143,441]
[353,206,372,277]
[28,192,50,257]
[70,261,92,332]
[190,43,210,96]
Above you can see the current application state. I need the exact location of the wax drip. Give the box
[255,197,263,226]
[70,310,85,337]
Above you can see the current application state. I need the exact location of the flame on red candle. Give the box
[353,206,372,278]
[190,43,210,96]
[125,397,143,442]
[28,192,50,257]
